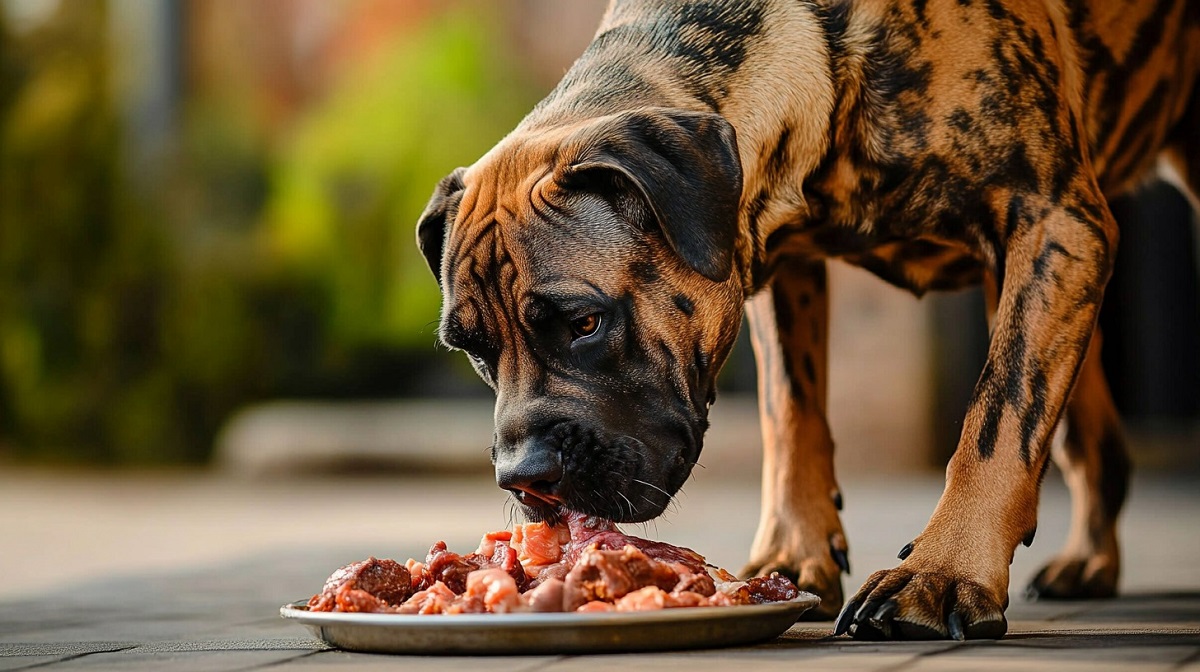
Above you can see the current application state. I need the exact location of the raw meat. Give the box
[306,512,802,615]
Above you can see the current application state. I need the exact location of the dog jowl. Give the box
[418,0,1200,639]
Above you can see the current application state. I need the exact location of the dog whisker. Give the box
[632,478,672,499]
[502,496,518,529]
[617,490,636,519]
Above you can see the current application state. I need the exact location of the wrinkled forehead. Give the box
[441,179,642,335]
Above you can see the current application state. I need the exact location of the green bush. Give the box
[0,5,536,463]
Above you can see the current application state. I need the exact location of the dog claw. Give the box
[854,597,885,626]
[872,600,898,622]
[833,597,859,636]
[831,546,850,574]
[898,542,914,560]
[1022,526,1036,547]
[870,600,898,638]
[947,610,965,641]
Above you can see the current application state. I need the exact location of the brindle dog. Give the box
[417,0,1200,640]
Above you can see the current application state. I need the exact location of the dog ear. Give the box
[416,167,467,285]
[559,108,743,282]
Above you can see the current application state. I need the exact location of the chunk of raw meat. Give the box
[307,557,411,612]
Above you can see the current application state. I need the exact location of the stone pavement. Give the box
[1,467,1197,670]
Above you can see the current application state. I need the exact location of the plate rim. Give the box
[280,592,821,629]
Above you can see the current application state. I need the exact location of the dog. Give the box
[416,0,1200,640]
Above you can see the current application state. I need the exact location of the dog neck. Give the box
[706,4,844,293]
[518,1,851,294]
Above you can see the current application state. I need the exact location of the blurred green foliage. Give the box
[0,4,536,463]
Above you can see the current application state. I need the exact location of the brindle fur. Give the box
[418,0,1200,638]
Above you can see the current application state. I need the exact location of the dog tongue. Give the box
[560,510,707,572]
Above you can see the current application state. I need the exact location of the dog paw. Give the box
[835,565,1007,640]
[742,532,847,620]
[1026,553,1118,599]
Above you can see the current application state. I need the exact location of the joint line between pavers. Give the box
[511,655,572,672]
[5,645,140,671]
[1043,605,1094,622]
[1170,646,1200,671]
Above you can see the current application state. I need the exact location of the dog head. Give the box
[417,107,744,523]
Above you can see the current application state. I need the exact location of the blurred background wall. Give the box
[0,0,598,464]
[0,0,1195,472]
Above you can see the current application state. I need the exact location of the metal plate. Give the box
[280,593,820,655]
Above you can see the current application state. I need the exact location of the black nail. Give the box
[898,542,914,560]
[834,600,857,636]
[832,547,851,574]
[948,610,965,641]
[872,600,898,630]
[1022,526,1037,547]
[833,490,844,511]
[854,597,885,625]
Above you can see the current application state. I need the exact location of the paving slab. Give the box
[899,641,1199,672]
[531,633,962,671]
[33,649,318,671]
[0,644,136,672]
[0,657,64,671]
[283,651,565,671]
[0,469,1197,670]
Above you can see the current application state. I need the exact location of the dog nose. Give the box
[495,441,564,500]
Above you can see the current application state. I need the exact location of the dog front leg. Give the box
[837,190,1118,640]
[984,278,1130,600]
[743,258,847,619]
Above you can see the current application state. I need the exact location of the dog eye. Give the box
[570,313,602,340]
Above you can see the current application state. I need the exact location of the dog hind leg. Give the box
[1159,84,1200,224]
[1160,90,1200,300]
[1026,329,1129,598]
